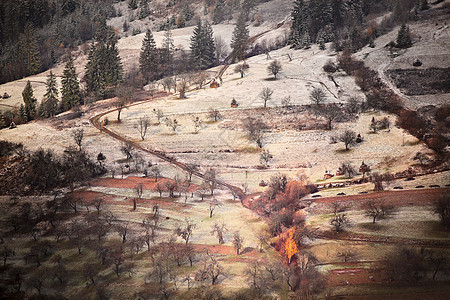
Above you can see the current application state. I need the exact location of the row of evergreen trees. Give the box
[139,11,250,82]
[289,0,416,51]
[15,55,82,125]
[0,0,115,84]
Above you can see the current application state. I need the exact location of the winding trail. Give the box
[89,92,245,201]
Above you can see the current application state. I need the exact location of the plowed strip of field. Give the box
[311,188,449,207]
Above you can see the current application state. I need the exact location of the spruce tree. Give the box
[290,0,310,48]
[230,13,249,62]
[139,29,158,81]
[42,71,59,117]
[213,0,226,24]
[396,24,412,48]
[161,24,175,75]
[203,22,216,68]
[190,21,216,69]
[22,80,37,121]
[20,23,41,75]
[84,22,123,98]
[61,56,81,111]
[190,21,204,69]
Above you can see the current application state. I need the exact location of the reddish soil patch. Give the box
[327,266,382,286]
[73,189,188,209]
[90,176,199,193]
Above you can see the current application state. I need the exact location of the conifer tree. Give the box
[396,24,412,48]
[230,13,249,62]
[61,56,81,111]
[42,71,59,117]
[190,21,216,69]
[161,24,175,75]
[22,80,37,121]
[213,0,226,24]
[20,23,41,75]
[290,0,310,48]
[84,21,123,98]
[139,29,158,81]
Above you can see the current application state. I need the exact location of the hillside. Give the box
[0,0,449,299]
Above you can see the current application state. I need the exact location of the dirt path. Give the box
[89,93,245,201]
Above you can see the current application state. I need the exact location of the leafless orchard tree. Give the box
[339,130,357,150]
[242,117,269,148]
[267,60,282,79]
[208,108,222,122]
[310,87,327,106]
[194,72,209,89]
[72,128,84,151]
[120,142,134,161]
[209,199,221,218]
[320,104,342,130]
[136,117,150,140]
[211,221,227,244]
[234,63,249,78]
[191,116,203,134]
[260,149,273,166]
[175,218,197,245]
[134,183,143,210]
[92,197,104,215]
[116,222,129,243]
[330,213,349,232]
[178,74,190,99]
[259,87,273,108]
[232,231,244,255]
[165,118,180,134]
[204,168,218,196]
[195,252,224,285]
[153,108,165,124]
[364,200,395,223]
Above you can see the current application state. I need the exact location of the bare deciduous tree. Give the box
[330,213,349,232]
[260,149,273,166]
[175,218,196,245]
[72,128,84,151]
[136,117,150,140]
[195,252,224,285]
[209,199,221,218]
[211,222,227,244]
[259,87,273,108]
[320,104,342,130]
[234,63,249,78]
[121,142,134,161]
[242,117,268,148]
[134,183,143,210]
[165,118,180,134]
[339,130,357,150]
[151,165,161,182]
[267,60,282,79]
[232,231,244,255]
[208,108,222,122]
[310,87,327,112]
[204,168,218,196]
[153,108,165,124]
[191,116,203,134]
